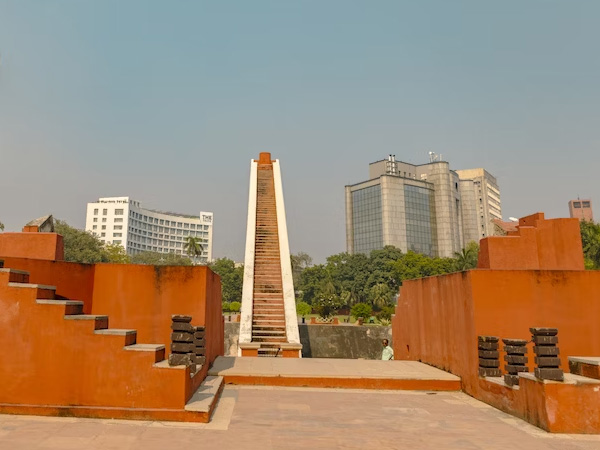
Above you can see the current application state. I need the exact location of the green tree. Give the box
[55,220,109,263]
[368,283,393,308]
[351,302,372,321]
[130,251,192,266]
[296,301,312,318]
[229,301,241,313]
[296,264,329,304]
[291,252,313,286]
[454,241,480,271]
[104,243,130,263]
[313,278,342,319]
[581,220,600,269]
[0,221,4,231]
[377,305,395,321]
[210,258,244,303]
[222,301,231,312]
[183,236,204,264]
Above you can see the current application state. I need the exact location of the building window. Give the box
[583,201,591,208]
[94,208,98,215]
[92,225,97,230]
[114,240,121,244]
[93,218,98,223]
[101,232,106,237]
[102,218,107,223]
[114,218,123,223]
[184,223,189,229]
[177,222,182,228]
[190,224,196,230]
[160,219,164,225]
[114,233,122,237]
[574,202,581,208]
[103,209,108,215]
[114,225,122,230]
[115,209,124,215]
[102,225,106,230]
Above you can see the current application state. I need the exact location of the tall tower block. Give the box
[238,153,302,357]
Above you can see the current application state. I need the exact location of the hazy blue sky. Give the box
[1,1,599,263]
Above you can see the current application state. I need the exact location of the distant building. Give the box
[345,155,501,258]
[568,199,593,221]
[85,197,213,263]
[455,169,502,243]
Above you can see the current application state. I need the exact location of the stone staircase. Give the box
[0,267,223,422]
[252,163,287,356]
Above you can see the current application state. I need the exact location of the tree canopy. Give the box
[55,220,110,263]
[209,258,244,303]
[130,251,192,266]
[581,220,600,269]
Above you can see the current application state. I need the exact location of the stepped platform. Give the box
[208,356,461,391]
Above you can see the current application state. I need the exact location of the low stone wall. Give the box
[224,322,392,360]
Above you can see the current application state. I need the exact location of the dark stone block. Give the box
[168,353,191,366]
[533,335,558,345]
[171,322,194,332]
[505,364,529,374]
[194,331,205,339]
[504,374,520,386]
[193,355,206,365]
[535,356,561,367]
[479,359,500,368]
[478,342,499,351]
[502,338,528,346]
[195,326,205,332]
[195,347,206,356]
[479,367,501,377]
[478,336,499,343]
[534,346,559,356]
[171,342,195,353]
[478,350,499,359]
[189,363,197,374]
[171,332,194,343]
[535,367,564,381]
[505,355,528,365]
[503,345,527,355]
[529,327,558,336]
[194,338,206,347]
[171,315,192,323]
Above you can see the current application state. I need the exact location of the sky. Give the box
[1,1,599,263]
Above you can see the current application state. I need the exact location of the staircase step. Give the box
[253,329,286,335]
[184,376,224,416]
[8,282,56,299]
[125,344,166,363]
[63,314,109,330]
[95,328,137,346]
[36,299,84,315]
[0,269,30,283]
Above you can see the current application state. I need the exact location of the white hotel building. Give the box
[85,197,213,263]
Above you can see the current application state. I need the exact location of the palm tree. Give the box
[369,283,392,309]
[454,247,476,271]
[183,236,204,265]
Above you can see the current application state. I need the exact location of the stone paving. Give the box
[1,386,599,449]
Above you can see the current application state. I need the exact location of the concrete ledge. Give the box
[8,282,56,290]
[569,356,600,366]
[36,300,84,306]
[185,375,224,420]
[125,344,165,352]
[0,402,212,423]
[95,329,137,336]
[63,315,108,320]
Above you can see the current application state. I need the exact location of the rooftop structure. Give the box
[85,196,213,263]
[568,198,593,221]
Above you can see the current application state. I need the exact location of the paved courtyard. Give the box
[1,385,599,449]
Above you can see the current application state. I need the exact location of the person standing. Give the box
[381,339,394,360]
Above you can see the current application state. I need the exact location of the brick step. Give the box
[95,328,138,346]
[2,269,30,283]
[8,282,57,300]
[125,343,166,364]
[36,299,84,316]
[253,313,285,318]
[252,336,287,343]
[64,314,109,330]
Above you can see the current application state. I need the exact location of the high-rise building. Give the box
[568,199,593,221]
[455,168,502,243]
[85,197,213,263]
[345,156,501,258]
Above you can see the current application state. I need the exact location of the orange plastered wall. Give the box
[393,269,600,396]
[0,233,64,261]
[0,271,187,409]
[91,264,224,373]
[0,258,95,313]
[478,213,584,271]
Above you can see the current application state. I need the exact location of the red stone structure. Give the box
[393,213,600,433]
[0,230,224,422]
